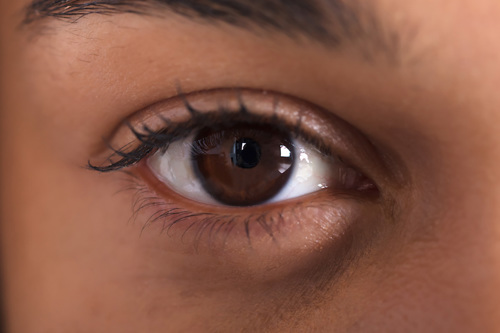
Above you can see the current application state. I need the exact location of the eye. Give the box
[89,89,381,252]
[148,122,367,207]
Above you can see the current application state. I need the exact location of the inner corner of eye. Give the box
[141,121,371,208]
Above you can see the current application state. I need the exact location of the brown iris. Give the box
[191,124,295,206]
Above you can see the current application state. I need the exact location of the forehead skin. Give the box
[2,0,500,332]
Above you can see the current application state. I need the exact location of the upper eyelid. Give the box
[88,88,389,184]
[89,105,322,172]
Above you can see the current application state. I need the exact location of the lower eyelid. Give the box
[135,157,379,237]
[121,164,385,278]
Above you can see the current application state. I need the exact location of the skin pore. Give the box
[2,0,500,332]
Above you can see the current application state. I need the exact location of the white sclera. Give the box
[268,144,332,203]
[148,136,334,206]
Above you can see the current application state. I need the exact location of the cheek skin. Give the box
[0,136,383,333]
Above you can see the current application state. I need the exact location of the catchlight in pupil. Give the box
[231,138,262,169]
[191,125,295,206]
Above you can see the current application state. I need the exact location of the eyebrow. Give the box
[24,0,397,58]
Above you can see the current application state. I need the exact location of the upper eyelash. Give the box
[88,96,336,173]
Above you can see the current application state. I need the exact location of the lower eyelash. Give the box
[119,168,379,255]
[123,173,288,249]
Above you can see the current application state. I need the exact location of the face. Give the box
[2,0,500,332]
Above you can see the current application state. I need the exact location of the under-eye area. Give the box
[88,89,385,256]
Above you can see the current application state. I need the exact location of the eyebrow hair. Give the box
[23,0,397,58]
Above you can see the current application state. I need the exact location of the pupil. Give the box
[231,138,261,169]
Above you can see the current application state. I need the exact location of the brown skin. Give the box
[2,0,500,332]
